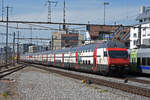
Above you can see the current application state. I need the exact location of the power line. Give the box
[0,20,131,27]
[0,24,86,31]
[0,33,13,36]
[15,37,51,40]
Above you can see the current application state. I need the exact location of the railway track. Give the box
[29,64,150,98]
[0,65,26,78]
[0,63,12,68]
[124,77,150,84]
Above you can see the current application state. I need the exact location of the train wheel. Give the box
[101,69,110,76]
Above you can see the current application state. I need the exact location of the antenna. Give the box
[45,0,57,22]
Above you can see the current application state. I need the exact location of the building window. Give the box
[133,40,137,45]
[139,19,143,23]
[133,33,137,38]
[143,35,146,37]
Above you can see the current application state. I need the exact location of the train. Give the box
[130,48,150,74]
[20,40,130,76]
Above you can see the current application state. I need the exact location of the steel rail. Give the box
[0,65,26,78]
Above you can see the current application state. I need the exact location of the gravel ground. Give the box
[135,77,150,81]
[42,65,150,89]
[0,78,18,100]
[0,65,149,100]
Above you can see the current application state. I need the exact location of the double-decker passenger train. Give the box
[130,48,150,74]
[21,40,130,75]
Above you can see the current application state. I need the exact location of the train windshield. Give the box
[108,51,128,58]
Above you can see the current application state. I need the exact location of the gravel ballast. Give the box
[1,66,149,100]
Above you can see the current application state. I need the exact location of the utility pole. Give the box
[17,24,20,63]
[103,2,109,25]
[1,0,4,21]
[137,25,141,48]
[63,0,66,30]
[30,26,32,44]
[13,32,15,65]
[5,6,12,65]
[45,0,57,22]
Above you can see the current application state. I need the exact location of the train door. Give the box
[130,49,138,72]
[103,50,108,65]
[69,52,72,69]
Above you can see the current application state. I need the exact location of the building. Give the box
[130,6,150,49]
[86,25,130,47]
[28,46,37,53]
[86,25,119,40]
[19,44,34,54]
[136,6,150,24]
[51,31,84,50]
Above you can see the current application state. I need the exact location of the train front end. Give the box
[107,48,130,73]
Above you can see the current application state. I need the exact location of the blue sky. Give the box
[0,0,150,46]
[1,0,150,25]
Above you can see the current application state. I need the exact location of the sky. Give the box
[2,0,150,25]
[0,0,150,46]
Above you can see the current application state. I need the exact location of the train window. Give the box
[83,60,85,64]
[104,51,108,57]
[142,58,146,65]
[88,60,91,64]
[137,58,141,65]
[145,58,148,66]
[148,58,150,65]
[86,60,88,64]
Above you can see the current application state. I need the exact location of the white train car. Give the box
[21,40,130,75]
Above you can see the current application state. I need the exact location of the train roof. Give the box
[21,40,127,56]
[137,48,150,57]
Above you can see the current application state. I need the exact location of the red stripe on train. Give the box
[107,48,127,51]
[93,48,97,71]
[62,53,64,67]
[29,56,32,58]
[54,54,56,66]
[46,54,48,64]
[93,43,101,71]
[75,51,78,69]
[42,55,43,64]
